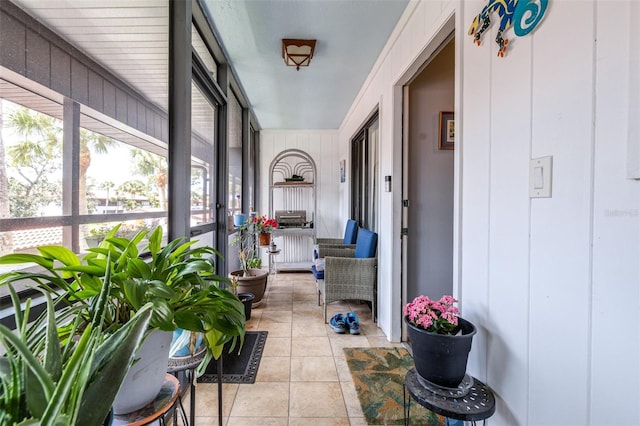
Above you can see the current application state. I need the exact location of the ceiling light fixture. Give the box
[282,39,316,71]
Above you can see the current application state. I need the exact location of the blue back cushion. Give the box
[343,220,358,244]
[311,264,324,280]
[354,228,378,258]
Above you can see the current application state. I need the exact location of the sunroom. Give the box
[1,0,639,425]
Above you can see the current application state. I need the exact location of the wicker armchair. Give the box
[315,219,358,246]
[313,228,378,323]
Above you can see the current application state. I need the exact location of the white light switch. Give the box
[533,166,544,189]
[530,156,552,198]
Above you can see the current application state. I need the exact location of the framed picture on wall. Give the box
[439,111,454,150]
[339,159,346,183]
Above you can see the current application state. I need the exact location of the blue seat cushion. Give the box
[354,228,378,258]
[343,220,358,244]
[311,264,324,280]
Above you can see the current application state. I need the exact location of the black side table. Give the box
[404,367,495,425]
[167,346,207,425]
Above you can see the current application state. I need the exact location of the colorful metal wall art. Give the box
[468,0,548,57]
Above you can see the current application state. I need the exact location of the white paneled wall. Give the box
[337,0,640,424]
[259,130,343,239]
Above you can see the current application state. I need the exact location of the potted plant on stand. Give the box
[230,219,269,306]
[0,224,246,416]
[404,295,476,388]
[252,215,278,246]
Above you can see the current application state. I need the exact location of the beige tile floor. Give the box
[183,271,403,425]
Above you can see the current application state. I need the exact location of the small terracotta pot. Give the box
[258,232,271,246]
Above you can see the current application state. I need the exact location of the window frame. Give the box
[350,112,379,231]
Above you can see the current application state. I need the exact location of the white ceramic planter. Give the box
[112,329,173,414]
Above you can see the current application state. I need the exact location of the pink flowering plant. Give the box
[404,295,460,335]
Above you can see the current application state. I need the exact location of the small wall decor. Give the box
[340,159,346,183]
[439,111,454,150]
[468,0,549,57]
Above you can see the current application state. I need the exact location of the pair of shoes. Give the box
[330,313,346,334]
[345,312,360,335]
[330,312,361,334]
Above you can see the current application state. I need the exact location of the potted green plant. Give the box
[0,224,246,414]
[404,295,476,388]
[0,274,153,425]
[230,220,268,305]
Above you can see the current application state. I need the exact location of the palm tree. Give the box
[118,180,147,211]
[3,106,118,248]
[5,107,62,217]
[79,129,116,216]
[100,180,116,212]
[131,149,168,210]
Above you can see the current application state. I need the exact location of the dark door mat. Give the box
[197,331,267,384]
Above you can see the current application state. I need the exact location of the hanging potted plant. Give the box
[0,224,246,415]
[404,295,476,388]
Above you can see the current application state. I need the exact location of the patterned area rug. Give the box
[198,331,267,384]
[344,347,444,425]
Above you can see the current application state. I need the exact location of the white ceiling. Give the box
[10,0,409,130]
[201,0,409,129]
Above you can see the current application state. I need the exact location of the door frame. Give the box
[394,12,459,342]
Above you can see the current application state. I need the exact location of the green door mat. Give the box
[344,347,444,425]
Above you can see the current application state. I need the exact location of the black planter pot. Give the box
[238,293,255,320]
[405,316,476,388]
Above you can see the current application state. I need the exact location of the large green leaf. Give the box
[121,278,145,310]
[77,304,153,425]
[150,299,175,331]
[174,311,206,332]
[90,254,112,329]
[0,357,24,423]
[78,273,103,294]
[37,246,80,267]
[40,325,94,424]
[206,328,225,359]
[40,291,62,383]
[0,253,54,269]
[146,282,177,300]
[24,364,47,421]
[175,259,215,277]
[59,265,105,276]
[0,325,54,404]
[147,226,162,258]
[127,258,151,279]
